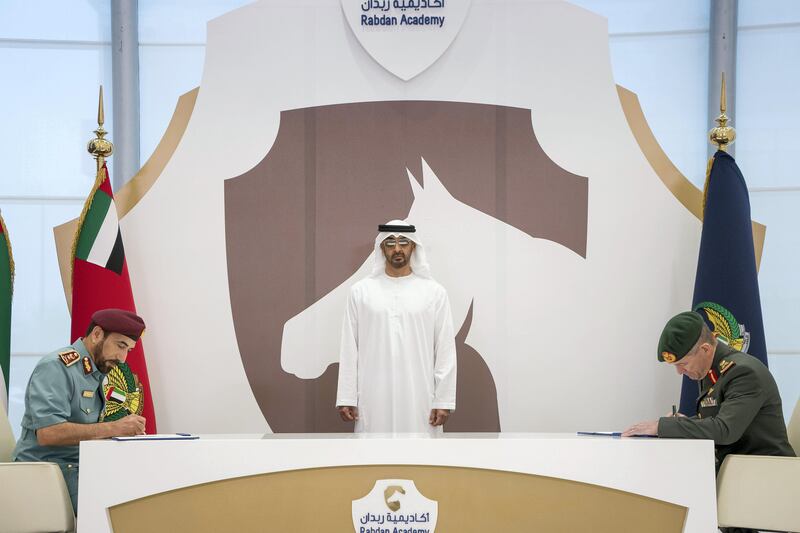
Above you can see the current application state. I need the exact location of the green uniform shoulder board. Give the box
[58,350,80,367]
[719,360,736,375]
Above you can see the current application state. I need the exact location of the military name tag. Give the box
[82,390,95,398]
[58,350,80,367]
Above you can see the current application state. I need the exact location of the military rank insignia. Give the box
[82,356,93,375]
[58,350,80,367]
[719,360,736,375]
[100,362,143,422]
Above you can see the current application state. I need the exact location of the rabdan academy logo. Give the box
[340,0,472,80]
[352,479,438,532]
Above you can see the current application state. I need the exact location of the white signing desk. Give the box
[78,433,717,532]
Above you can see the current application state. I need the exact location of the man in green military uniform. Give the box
[12,309,148,514]
[624,311,795,533]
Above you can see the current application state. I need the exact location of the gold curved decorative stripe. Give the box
[115,88,198,218]
[53,219,78,314]
[108,464,686,532]
[54,88,198,312]
[617,85,765,270]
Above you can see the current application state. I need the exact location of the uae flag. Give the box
[72,163,157,433]
[0,214,12,414]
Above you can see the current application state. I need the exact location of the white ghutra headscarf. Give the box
[370,219,432,279]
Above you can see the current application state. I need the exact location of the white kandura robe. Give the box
[336,272,457,435]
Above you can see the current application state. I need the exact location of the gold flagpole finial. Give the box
[709,72,736,151]
[87,85,113,172]
[97,84,105,126]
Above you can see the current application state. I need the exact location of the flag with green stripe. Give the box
[74,171,124,274]
[71,163,157,432]
[0,213,13,414]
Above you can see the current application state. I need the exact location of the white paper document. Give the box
[111,433,198,441]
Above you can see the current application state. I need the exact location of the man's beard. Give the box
[91,341,116,374]
[390,253,408,268]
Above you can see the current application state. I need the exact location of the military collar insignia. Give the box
[58,350,80,367]
[719,359,736,375]
[707,369,719,385]
[82,356,94,375]
[661,351,677,363]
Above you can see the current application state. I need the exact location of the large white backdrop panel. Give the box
[122,0,699,433]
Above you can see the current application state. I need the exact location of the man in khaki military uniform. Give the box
[12,309,148,514]
[624,311,795,533]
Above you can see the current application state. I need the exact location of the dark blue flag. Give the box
[681,150,768,415]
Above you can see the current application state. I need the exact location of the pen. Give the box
[672,404,677,417]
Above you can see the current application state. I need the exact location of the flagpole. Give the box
[72,87,116,284]
[86,86,114,174]
[709,72,736,151]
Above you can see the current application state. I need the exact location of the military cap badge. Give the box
[661,351,677,363]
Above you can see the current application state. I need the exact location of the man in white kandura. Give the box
[336,220,457,434]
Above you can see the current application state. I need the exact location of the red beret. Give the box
[91,309,146,341]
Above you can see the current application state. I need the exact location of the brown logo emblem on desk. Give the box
[353,479,438,532]
[384,485,406,512]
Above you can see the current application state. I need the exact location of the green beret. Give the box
[657,311,704,362]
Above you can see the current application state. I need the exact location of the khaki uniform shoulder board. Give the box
[58,350,81,367]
